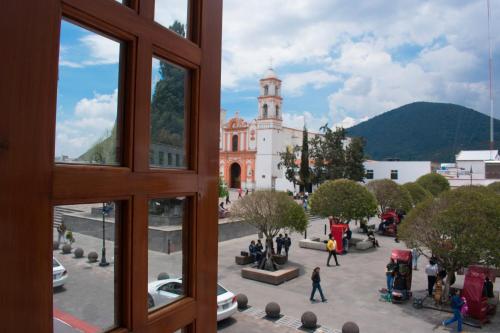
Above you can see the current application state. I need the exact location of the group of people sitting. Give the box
[248,240,264,264]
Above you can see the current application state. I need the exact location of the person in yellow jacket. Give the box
[326,234,340,266]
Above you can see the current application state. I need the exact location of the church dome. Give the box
[262,67,278,80]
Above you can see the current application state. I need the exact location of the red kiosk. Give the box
[461,265,497,324]
[329,217,348,254]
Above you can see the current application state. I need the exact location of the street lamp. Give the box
[99,202,112,267]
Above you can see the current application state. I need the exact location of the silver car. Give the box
[53,257,68,288]
[147,278,237,321]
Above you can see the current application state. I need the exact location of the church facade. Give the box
[219,68,319,192]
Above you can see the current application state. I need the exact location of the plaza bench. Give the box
[298,239,327,251]
[235,255,255,265]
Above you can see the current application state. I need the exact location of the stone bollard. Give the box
[88,251,98,263]
[265,302,280,319]
[62,244,72,254]
[301,311,317,329]
[236,294,248,309]
[74,248,84,258]
[157,272,170,280]
[342,321,360,333]
[53,241,60,250]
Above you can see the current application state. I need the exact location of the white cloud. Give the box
[282,70,340,96]
[56,90,118,158]
[154,0,188,31]
[222,0,500,120]
[80,34,120,66]
[282,111,330,132]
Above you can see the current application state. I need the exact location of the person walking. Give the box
[326,234,340,266]
[57,221,67,244]
[225,193,231,205]
[425,259,439,297]
[283,234,291,257]
[442,289,464,332]
[309,267,327,302]
[238,188,243,199]
[276,234,283,255]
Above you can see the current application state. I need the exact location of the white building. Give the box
[363,160,432,184]
[438,150,500,187]
[219,68,319,192]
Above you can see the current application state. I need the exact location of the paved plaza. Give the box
[52,210,500,333]
[216,216,500,333]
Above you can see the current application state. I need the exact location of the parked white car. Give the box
[147,278,237,321]
[53,257,68,288]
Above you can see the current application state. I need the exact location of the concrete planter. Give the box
[241,266,299,285]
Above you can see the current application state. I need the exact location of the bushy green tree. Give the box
[232,190,308,243]
[310,179,378,223]
[344,137,366,182]
[416,173,450,197]
[278,145,300,188]
[310,126,346,182]
[366,179,412,213]
[399,186,500,299]
[402,182,433,207]
[219,177,228,198]
[487,181,500,195]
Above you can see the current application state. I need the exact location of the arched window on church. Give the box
[275,105,280,118]
[232,134,238,152]
[264,85,269,96]
[263,104,268,118]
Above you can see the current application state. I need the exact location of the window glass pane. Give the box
[53,202,119,333]
[148,198,187,312]
[150,58,188,169]
[55,20,122,165]
[154,0,189,38]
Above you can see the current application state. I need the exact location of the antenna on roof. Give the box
[487,0,495,150]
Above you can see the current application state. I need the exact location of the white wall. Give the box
[456,160,485,176]
[364,161,431,184]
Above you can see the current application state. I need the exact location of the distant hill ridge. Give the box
[347,102,500,162]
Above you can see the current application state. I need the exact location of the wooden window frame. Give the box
[0,0,222,332]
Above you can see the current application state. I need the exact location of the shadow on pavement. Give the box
[217,317,237,330]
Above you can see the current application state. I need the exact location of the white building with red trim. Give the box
[219,68,319,191]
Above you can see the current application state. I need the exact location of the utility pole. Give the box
[487,0,495,150]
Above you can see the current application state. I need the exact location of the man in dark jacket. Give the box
[309,267,327,302]
[276,234,283,255]
[283,234,291,256]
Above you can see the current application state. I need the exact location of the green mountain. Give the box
[347,102,500,162]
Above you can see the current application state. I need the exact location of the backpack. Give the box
[460,297,468,315]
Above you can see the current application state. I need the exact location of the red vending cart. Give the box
[462,265,496,324]
[330,223,348,254]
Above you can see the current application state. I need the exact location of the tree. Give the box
[310,179,378,224]
[366,179,412,214]
[219,177,228,198]
[299,126,312,192]
[402,182,433,207]
[416,173,450,197]
[487,181,500,195]
[150,21,187,150]
[310,125,346,182]
[399,186,500,299]
[278,145,300,188]
[344,137,366,182]
[231,191,308,249]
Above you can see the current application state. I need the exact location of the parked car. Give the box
[147,278,237,321]
[52,257,68,288]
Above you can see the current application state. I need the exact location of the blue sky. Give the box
[56,0,500,158]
